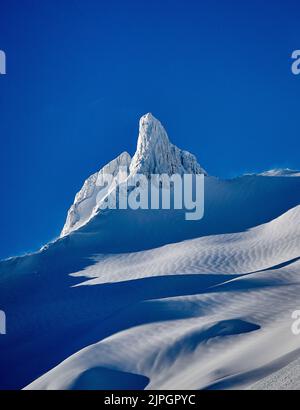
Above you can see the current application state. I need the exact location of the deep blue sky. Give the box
[0,0,300,259]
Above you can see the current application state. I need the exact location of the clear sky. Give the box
[0,0,300,259]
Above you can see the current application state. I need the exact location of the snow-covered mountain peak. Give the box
[61,113,207,236]
[138,112,169,145]
[130,113,170,170]
[130,113,207,176]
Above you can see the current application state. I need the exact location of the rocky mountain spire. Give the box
[130,113,207,177]
[61,113,207,236]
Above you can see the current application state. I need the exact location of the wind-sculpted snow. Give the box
[68,206,300,286]
[0,205,298,390]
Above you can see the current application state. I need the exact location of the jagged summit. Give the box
[130,113,207,176]
[132,113,172,157]
[61,113,207,236]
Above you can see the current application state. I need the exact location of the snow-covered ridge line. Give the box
[246,168,300,177]
[61,113,207,237]
[61,151,131,237]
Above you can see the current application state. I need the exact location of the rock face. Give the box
[61,113,207,236]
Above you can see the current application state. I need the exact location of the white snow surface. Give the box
[25,205,300,390]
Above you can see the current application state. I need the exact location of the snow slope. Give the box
[251,355,300,390]
[54,173,300,256]
[25,205,300,390]
[0,202,299,389]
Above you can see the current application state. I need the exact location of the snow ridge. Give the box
[61,151,131,236]
[258,168,300,177]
